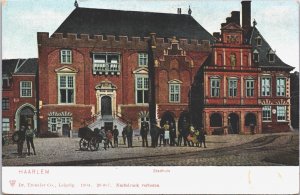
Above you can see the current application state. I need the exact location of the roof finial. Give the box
[74,0,79,8]
[253,19,257,27]
[188,5,192,15]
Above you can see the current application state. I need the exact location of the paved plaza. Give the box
[2,132,299,166]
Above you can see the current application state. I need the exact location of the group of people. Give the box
[17,125,36,157]
[105,119,207,149]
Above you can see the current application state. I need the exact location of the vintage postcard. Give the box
[1,0,299,194]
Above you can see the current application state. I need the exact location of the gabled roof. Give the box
[247,27,294,71]
[54,7,214,42]
[2,58,38,75]
[221,22,243,31]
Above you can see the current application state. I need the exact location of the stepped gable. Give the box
[53,7,214,42]
[2,58,38,75]
[248,27,294,71]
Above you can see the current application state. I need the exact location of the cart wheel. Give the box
[79,138,89,151]
[89,137,99,151]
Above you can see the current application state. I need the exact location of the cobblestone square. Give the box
[2,132,298,166]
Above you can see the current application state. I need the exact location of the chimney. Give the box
[231,11,240,26]
[226,17,232,24]
[242,0,251,30]
[177,8,182,14]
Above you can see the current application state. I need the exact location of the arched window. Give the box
[210,113,222,127]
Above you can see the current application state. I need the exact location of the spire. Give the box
[74,0,79,8]
[188,5,192,15]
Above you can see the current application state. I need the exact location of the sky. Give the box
[2,0,299,71]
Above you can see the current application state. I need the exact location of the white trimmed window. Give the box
[228,79,237,97]
[277,106,286,121]
[20,81,32,97]
[169,84,180,103]
[58,75,75,104]
[276,78,286,96]
[138,53,148,67]
[93,53,120,74]
[210,79,220,97]
[61,50,72,64]
[135,76,148,104]
[253,49,259,62]
[2,118,10,131]
[261,78,271,96]
[49,117,57,132]
[262,106,271,121]
[246,80,254,97]
[256,36,262,46]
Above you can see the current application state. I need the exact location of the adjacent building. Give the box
[2,59,38,136]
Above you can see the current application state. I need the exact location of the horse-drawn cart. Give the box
[78,127,106,151]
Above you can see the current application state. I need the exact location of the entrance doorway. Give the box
[101,96,112,116]
[20,107,34,128]
[178,111,190,131]
[160,111,176,130]
[62,124,70,137]
[228,113,239,134]
[245,113,257,126]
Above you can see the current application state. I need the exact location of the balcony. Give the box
[93,63,120,75]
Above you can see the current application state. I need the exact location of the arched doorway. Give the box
[210,113,222,127]
[160,111,176,130]
[101,96,112,116]
[245,113,257,126]
[178,111,190,132]
[228,113,239,134]
[20,107,34,128]
[16,104,37,130]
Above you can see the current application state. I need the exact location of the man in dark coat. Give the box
[113,125,119,148]
[140,121,149,147]
[169,122,176,146]
[17,126,26,157]
[199,128,207,148]
[121,127,127,145]
[182,119,191,146]
[150,123,159,148]
[124,122,133,148]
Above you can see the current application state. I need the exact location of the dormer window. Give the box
[253,49,259,62]
[256,36,262,46]
[268,49,275,63]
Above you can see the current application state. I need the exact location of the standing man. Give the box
[113,125,119,148]
[199,127,207,148]
[169,122,176,146]
[125,122,133,148]
[150,123,159,148]
[122,126,127,145]
[140,121,149,147]
[182,119,191,147]
[25,125,36,155]
[17,126,26,157]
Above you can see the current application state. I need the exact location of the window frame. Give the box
[135,75,149,104]
[60,49,72,64]
[2,118,10,132]
[2,98,9,110]
[261,77,271,97]
[20,81,32,97]
[228,79,238,97]
[92,52,121,74]
[169,83,181,103]
[276,77,286,97]
[58,74,76,104]
[210,78,220,97]
[245,80,255,97]
[138,53,148,67]
[277,106,286,122]
[262,106,271,122]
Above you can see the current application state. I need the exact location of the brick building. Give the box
[37,7,213,136]
[2,59,38,136]
[191,1,294,134]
